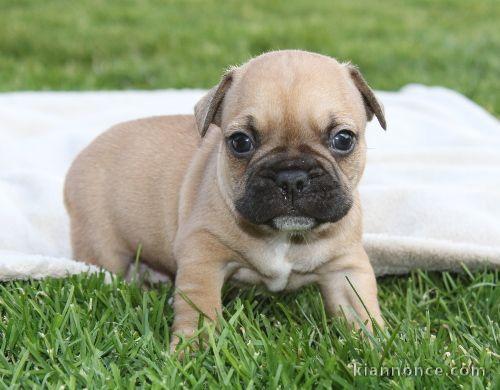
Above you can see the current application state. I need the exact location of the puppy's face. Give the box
[195,51,386,232]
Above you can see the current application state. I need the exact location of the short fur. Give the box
[64,50,386,350]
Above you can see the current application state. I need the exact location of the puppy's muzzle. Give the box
[235,154,353,230]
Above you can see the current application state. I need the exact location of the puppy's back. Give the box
[64,114,199,273]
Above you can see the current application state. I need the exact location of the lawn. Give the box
[0,0,499,388]
[0,270,498,388]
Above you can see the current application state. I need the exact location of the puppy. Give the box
[64,50,386,349]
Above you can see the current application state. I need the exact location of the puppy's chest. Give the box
[230,237,330,292]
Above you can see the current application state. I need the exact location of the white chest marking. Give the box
[256,238,292,292]
[230,235,331,292]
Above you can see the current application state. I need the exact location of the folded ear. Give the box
[347,64,387,130]
[194,69,235,137]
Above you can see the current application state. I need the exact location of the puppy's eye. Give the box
[330,130,355,153]
[228,132,255,155]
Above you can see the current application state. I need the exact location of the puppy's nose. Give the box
[275,170,309,194]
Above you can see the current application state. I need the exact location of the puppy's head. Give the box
[194,50,386,233]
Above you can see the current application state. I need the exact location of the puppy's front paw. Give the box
[169,326,203,357]
[169,334,182,355]
[337,306,384,333]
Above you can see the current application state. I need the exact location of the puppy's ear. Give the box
[194,69,235,137]
[347,64,387,130]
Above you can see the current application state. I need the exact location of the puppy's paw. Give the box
[169,328,203,358]
[333,306,384,334]
[169,334,181,355]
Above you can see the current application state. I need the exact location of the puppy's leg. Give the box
[318,247,383,331]
[70,219,131,275]
[170,235,231,352]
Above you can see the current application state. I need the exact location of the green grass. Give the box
[0,0,499,114]
[0,270,498,388]
[0,0,499,388]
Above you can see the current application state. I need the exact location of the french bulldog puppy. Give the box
[64,50,386,350]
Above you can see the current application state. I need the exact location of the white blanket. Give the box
[0,86,499,281]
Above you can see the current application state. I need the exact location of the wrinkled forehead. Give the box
[222,57,367,138]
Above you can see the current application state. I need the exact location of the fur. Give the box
[64,50,386,351]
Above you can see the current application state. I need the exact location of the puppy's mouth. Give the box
[271,215,317,232]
